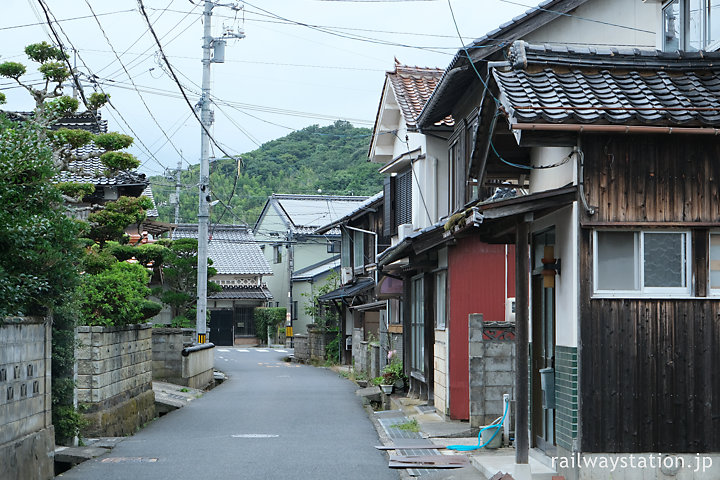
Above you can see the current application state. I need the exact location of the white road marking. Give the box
[231,434,279,438]
[273,349,287,353]
[217,349,230,352]
[255,349,269,352]
[236,349,249,352]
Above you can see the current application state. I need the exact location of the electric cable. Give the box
[85,0,192,169]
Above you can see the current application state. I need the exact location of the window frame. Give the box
[663,0,720,52]
[353,230,365,269]
[273,244,282,264]
[434,269,448,330]
[593,229,692,298]
[708,232,720,295]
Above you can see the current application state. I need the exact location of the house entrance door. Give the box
[531,229,556,455]
[209,310,234,346]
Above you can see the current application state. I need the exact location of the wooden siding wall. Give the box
[582,135,720,223]
[579,135,720,453]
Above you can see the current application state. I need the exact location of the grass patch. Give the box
[394,419,419,432]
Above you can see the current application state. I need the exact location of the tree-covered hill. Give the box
[149,121,383,226]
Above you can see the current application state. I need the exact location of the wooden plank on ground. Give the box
[388,454,469,469]
[375,444,445,450]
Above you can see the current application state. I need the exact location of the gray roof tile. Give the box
[209,285,272,300]
[172,224,272,275]
[494,42,720,127]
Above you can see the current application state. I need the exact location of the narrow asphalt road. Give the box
[57,348,398,480]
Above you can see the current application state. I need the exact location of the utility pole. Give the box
[174,159,182,224]
[166,159,184,224]
[196,0,244,344]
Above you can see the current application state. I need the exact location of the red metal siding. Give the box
[448,237,515,420]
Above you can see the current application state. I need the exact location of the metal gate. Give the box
[209,310,234,346]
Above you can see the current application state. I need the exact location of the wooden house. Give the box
[435,40,720,479]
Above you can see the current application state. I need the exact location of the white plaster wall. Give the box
[525,0,660,49]
[531,204,578,348]
[529,146,576,194]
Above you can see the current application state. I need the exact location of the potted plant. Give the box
[381,356,406,390]
[371,376,393,394]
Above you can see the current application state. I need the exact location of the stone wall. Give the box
[352,329,365,372]
[152,328,194,385]
[433,329,448,416]
[293,334,309,362]
[76,324,154,437]
[307,326,335,362]
[468,315,516,428]
[0,316,54,480]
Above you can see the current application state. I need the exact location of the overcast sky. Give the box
[0,0,528,177]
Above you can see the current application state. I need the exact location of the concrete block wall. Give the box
[0,316,54,480]
[152,328,194,385]
[181,346,214,390]
[76,324,154,437]
[469,315,516,428]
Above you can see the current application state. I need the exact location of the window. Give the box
[273,244,282,264]
[709,233,720,293]
[353,230,364,268]
[448,136,464,213]
[435,270,447,330]
[341,231,351,267]
[410,276,425,374]
[594,230,691,296]
[396,170,412,226]
[663,0,720,52]
[327,240,340,253]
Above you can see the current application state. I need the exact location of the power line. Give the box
[36,0,91,110]
[100,2,200,81]
[497,0,655,35]
[136,0,242,169]
[84,0,192,168]
[32,0,169,173]
[241,2,455,55]
[0,9,135,31]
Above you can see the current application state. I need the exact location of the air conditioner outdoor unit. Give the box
[341,266,353,285]
[398,223,414,241]
[505,297,516,323]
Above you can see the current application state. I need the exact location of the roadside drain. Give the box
[101,457,158,463]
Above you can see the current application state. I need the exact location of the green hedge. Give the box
[254,307,286,342]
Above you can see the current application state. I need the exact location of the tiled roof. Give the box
[55,157,147,186]
[416,0,592,128]
[494,42,720,126]
[209,285,272,300]
[315,191,383,234]
[271,194,369,235]
[172,224,272,275]
[5,111,148,187]
[174,224,253,242]
[292,256,340,281]
[388,64,453,128]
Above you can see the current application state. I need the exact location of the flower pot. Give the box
[379,384,393,394]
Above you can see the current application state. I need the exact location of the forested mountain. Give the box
[149,121,383,226]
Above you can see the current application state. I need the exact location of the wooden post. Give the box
[515,218,530,464]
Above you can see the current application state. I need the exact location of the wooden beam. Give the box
[515,218,530,465]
